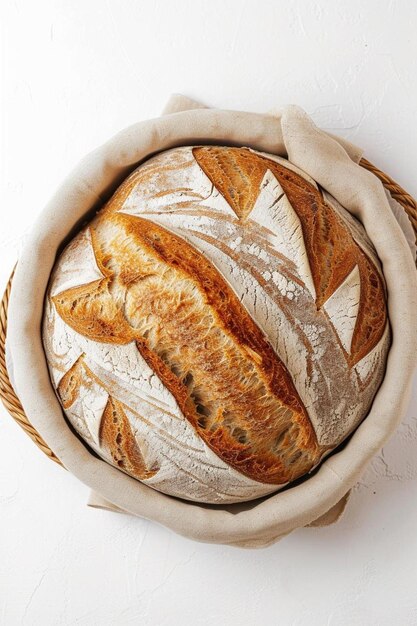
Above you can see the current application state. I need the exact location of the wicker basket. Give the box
[1,157,416,470]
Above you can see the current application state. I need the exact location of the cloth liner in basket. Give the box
[3,94,417,549]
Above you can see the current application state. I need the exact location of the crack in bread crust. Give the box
[52,211,325,485]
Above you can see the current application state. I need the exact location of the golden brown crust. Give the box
[57,354,87,408]
[99,396,159,481]
[53,279,134,345]
[193,146,268,219]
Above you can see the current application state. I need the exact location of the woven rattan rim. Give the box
[1,158,416,468]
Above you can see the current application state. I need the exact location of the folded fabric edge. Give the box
[87,490,129,515]
[86,486,352,529]
[160,93,209,115]
[85,487,352,548]
[305,488,352,527]
[160,92,364,163]
[85,487,294,549]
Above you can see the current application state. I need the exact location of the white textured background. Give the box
[1,1,417,624]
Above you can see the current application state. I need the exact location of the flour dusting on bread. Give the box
[42,145,390,504]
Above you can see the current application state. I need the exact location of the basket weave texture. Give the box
[1,158,416,469]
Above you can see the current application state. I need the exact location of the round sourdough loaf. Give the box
[41,145,391,504]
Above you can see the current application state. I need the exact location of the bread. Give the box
[42,145,391,504]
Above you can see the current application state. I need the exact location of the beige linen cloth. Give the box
[6,94,417,549]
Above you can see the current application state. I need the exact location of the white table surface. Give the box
[1,1,417,624]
